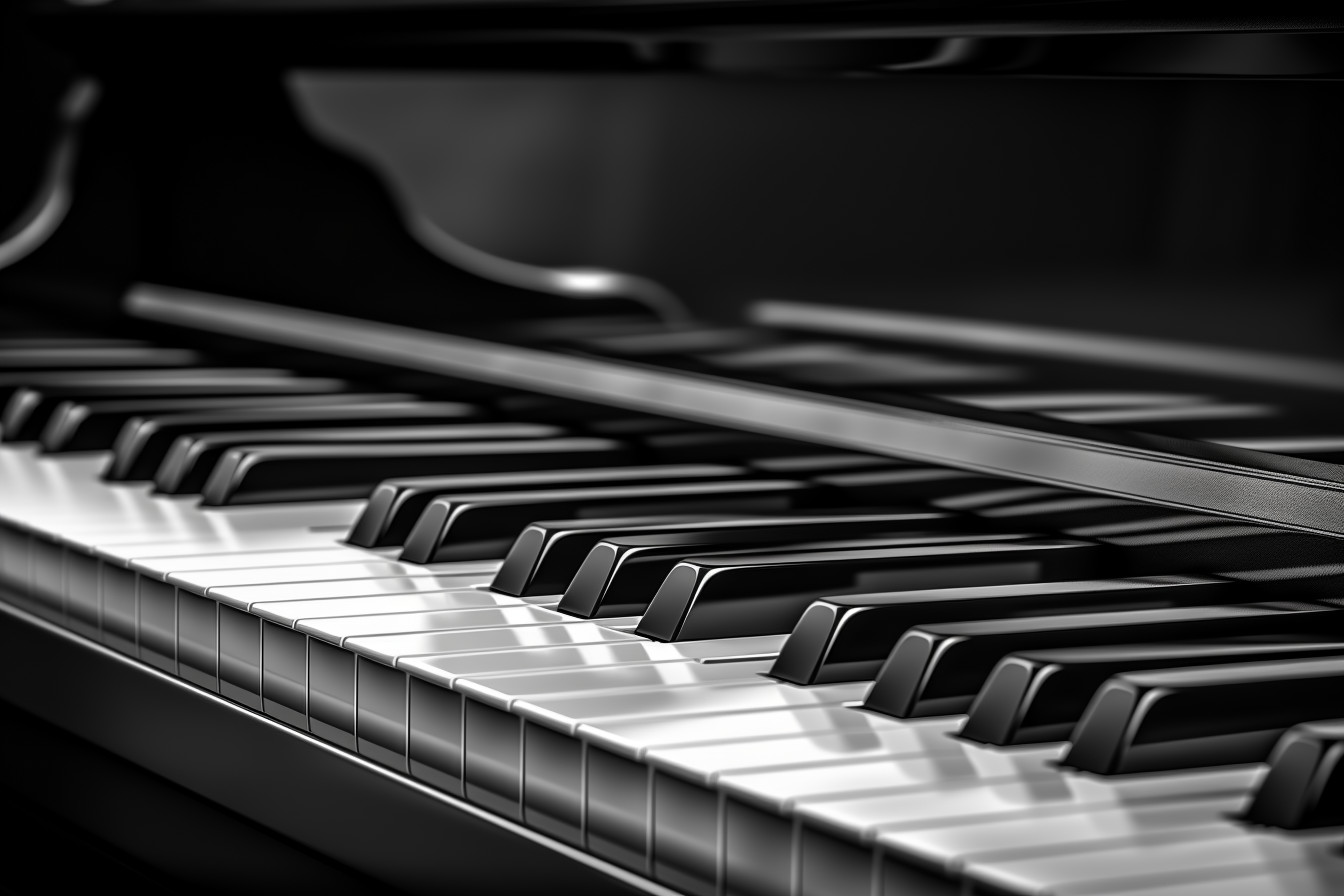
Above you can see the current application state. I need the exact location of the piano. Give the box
[3,0,1344,893]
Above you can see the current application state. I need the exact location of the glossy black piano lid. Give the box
[6,0,1344,355]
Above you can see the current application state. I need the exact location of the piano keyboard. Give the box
[3,314,1344,896]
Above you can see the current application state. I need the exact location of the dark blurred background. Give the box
[290,68,1344,356]
[4,3,1344,355]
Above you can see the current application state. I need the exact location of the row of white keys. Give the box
[191,557,1316,896]
[170,561,884,884]
[393,626,1341,896]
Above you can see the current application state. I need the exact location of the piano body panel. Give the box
[0,597,671,896]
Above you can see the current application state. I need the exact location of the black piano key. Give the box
[495,510,947,599]
[637,431,819,463]
[0,345,203,369]
[936,480,1344,584]
[0,337,148,349]
[346,464,747,549]
[1,371,348,441]
[500,315,675,345]
[104,400,485,479]
[1244,719,1344,829]
[39,393,420,453]
[0,366,295,398]
[147,423,563,490]
[1039,402,1295,440]
[929,390,1211,412]
[1210,435,1344,466]
[939,487,1188,532]
[813,467,1007,504]
[635,538,1104,642]
[768,575,1239,686]
[556,515,959,619]
[1062,655,1344,775]
[199,437,632,506]
[961,638,1344,747]
[551,515,951,620]
[490,514,743,597]
[583,417,698,438]
[490,393,643,423]
[744,454,906,476]
[574,326,778,359]
[397,479,818,564]
[770,351,1023,389]
[865,602,1343,720]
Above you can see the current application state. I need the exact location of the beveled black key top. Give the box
[1244,719,1344,828]
[636,538,1103,642]
[491,393,638,423]
[1,371,347,441]
[1042,403,1285,439]
[745,454,905,476]
[638,431,818,463]
[930,391,1210,412]
[1062,654,1344,775]
[495,510,946,599]
[939,488,1187,534]
[814,467,1006,504]
[398,479,817,564]
[962,638,1344,746]
[150,424,562,491]
[491,514,745,597]
[866,602,1344,720]
[0,366,295,400]
[348,464,746,549]
[583,417,696,438]
[557,516,960,619]
[769,575,1239,686]
[199,437,632,506]
[0,345,203,370]
[0,338,147,350]
[104,401,490,481]
[576,326,777,358]
[40,393,419,453]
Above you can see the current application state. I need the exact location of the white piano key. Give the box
[519,680,872,739]
[795,766,1260,844]
[168,559,500,595]
[964,827,1344,896]
[645,724,974,787]
[210,573,500,611]
[889,796,1249,874]
[251,588,536,626]
[645,727,1054,896]
[299,605,582,645]
[107,526,361,559]
[724,747,1064,816]
[128,547,397,579]
[456,660,778,712]
[587,703,945,762]
[354,625,645,667]
[374,634,784,676]
[1082,865,1344,896]
[356,655,410,770]
[791,769,1260,896]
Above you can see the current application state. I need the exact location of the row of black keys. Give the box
[555,323,1343,450]
[4,340,1344,832]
